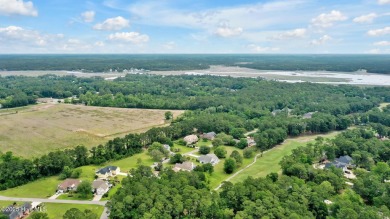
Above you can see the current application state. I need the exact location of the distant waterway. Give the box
[1,66,390,86]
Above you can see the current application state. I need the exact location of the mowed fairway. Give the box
[0,103,183,158]
[228,131,341,185]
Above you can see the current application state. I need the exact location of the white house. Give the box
[198,154,220,166]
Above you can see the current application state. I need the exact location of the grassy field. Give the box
[228,131,340,185]
[0,176,60,198]
[43,203,104,219]
[107,150,154,172]
[379,103,390,111]
[0,103,183,158]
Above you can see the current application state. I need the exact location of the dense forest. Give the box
[1,54,390,73]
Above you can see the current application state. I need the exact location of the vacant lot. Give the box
[0,103,183,158]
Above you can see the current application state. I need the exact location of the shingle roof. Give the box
[96,166,118,175]
[58,179,81,190]
[92,180,109,190]
[174,161,195,171]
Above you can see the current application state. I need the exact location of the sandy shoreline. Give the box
[1,65,390,86]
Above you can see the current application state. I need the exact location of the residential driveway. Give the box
[48,193,61,200]
[117,172,128,176]
[93,195,103,201]
[100,207,110,219]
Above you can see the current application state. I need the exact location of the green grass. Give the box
[57,193,93,201]
[101,183,121,201]
[228,131,341,185]
[172,143,196,154]
[0,176,60,198]
[107,151,154,172]
[43,203,104,219]
[379,103,389,111]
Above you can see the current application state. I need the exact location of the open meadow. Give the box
[0,103,183,158]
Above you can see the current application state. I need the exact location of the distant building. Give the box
[247,137,256,147]
[57,179,82,193]
[198,154,220,166]
[303,112,316,119]
[183,134,199,145]
[92,179,110,195]
[95,166,120,179]
[173,161,196,172]
[325,155,354,172]
[200,132,217,140]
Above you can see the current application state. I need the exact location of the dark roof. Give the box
[336,155,353,164]
[21,202,32,211]
[96,166,118,174]
[325,155,354,169]
[2,206,22,219]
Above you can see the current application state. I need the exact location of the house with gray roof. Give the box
[200,132,217,140]
[92,179,110,195]
[95,166,120,179]
[198,154,220,166]
[173,161,196,172]
[325,155,354,171]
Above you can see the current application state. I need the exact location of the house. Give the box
[57,179,82,193]
[95,166,120,179]
[198,154,220,165]
[173,161,196,172]
[247,137,256,147]
[271,109,282,116]
[20,202,32,216]
[303,112,315,119]
[92,179,110,195]
[325,155,354,173]
[183,134,199,145]
[200,132,217,140]
[1,203,31,219]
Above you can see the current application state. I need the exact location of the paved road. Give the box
[0,195,107,206]
[100,207,110,219]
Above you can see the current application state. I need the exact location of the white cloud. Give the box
[311,10,348,28]
[367,27,390,36]
[310,35,332,45]
[93,16,130,31]
[0,0,37,16]
[162,41,176,50]
[353,13,377,24]
[272,28,306,40]
[81,11,95,23]
[214,24,243,37]
[0,26,47,45]
[378,0,390,5]
[373,41,390,46]
[108,32,149,44]
[248,44,279,53]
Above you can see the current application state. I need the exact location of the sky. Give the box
[0,0,390,54]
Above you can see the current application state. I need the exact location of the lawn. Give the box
[0,103,184,158]
[57,193,93,201]
[107,150,154,172]
[379,102,389,111]
[228,131,341,185]
[43,203,104,219]
[0,176,60,198]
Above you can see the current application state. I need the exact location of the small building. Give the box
[57,179,82,193]
[2,205,22,219]
[200,132,217,140]
[95,166,120,179]
[303,112,315,119]
[173,161,196,172]
[247,137,256,147]
[198,154,220,166]
[183,134,199,145]
[92,179,110,195]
